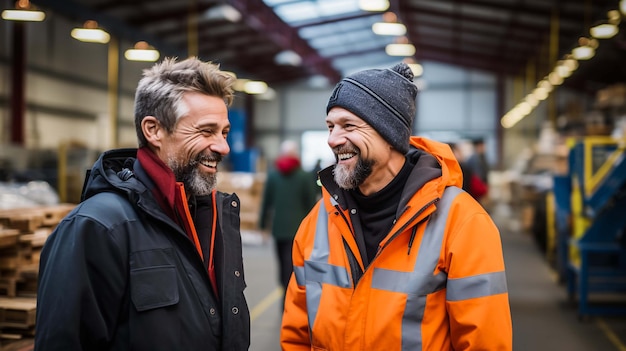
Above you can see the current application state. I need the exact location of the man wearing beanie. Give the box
[281,62,512,350]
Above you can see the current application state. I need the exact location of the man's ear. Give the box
[141,116,162,148]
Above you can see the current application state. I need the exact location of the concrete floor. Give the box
[243,203,626,351]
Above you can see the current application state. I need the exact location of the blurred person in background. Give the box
[467,137,489,184]
[281,62,511,350]
[35,57,250,351]
[449,141,488,201]
[260,140,318,306]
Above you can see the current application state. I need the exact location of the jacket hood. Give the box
[409,136,463,190]
[81,148,141,202]
[275,155,301,175]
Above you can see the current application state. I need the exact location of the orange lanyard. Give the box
[175,184,219,300]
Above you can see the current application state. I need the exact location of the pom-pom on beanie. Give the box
[326,62,418,154]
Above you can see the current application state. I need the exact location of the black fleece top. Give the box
[349,157,415,263]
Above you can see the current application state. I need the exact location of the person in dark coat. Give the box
[260,140,318,302]
[34,57,250,351]
[467,137,490,184]
[449,141,488,201]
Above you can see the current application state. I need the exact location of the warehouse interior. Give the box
[1,0,626,350]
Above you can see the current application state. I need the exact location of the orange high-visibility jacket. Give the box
[281,137,512,350]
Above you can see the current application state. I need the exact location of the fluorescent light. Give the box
[385,43,415,56]
[71,28,110,44]
[125,49,159,62]
[590,23,618,39]
[274,50,302,66]
[1,9,45,21]
[533,87,549,101]
[572,46,595,60]
[204,4,241,22]
[125,50,159,62]
[372,22,406,36]
[525,94,539,108]
[407,63,423,77]
[125,41,160,62]
[359,0,389,11]
[244,81,268,95]
[548,72,564,86]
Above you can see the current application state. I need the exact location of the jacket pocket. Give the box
[131,265,179,311]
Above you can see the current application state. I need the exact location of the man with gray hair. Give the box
[35,57,250,351]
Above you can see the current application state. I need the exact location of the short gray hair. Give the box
[134,57,235,147]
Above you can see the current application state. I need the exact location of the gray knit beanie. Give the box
[326,62,418,154]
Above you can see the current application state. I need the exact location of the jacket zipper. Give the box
[375,197,440,260]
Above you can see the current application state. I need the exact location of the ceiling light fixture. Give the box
[408,63,423,77]
[124,41,160,62]
[1,0,45,21]
[621,0,626,15]
[203,4,242,22]
[590,10,621,39]
[274,50,302,66]
[590,22,618,39]
[571,37,598,60]
[402,58,423,77]
[372,22,407,36]
[71,20,110,44]
[386,43,415,56]
[359,0,389,12]
[244,81,268,95]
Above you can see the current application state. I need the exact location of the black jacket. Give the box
[35,148,250,351]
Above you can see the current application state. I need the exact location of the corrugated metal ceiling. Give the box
[29,0,626,92]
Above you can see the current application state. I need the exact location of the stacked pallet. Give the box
[216,172,266,231]
[0,204,75,347]
[0,297,36,345]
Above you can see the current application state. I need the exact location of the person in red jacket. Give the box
[281,62,512,350]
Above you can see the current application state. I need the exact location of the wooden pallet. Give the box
[0,298,36,329]
[0,232,19,250]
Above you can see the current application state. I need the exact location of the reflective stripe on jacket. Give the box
[281,137,512,351]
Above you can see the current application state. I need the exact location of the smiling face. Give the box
[325,107,405,195]
[143,92,230,196]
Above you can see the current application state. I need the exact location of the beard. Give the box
[169,152,222,196]
[332,146,373,190]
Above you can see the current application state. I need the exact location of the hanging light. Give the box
[359,0,389,12]
[243,81,268,95]
[554,60,574,78]
[372,12,406,36]
[373,22,407,36]
[386,37,415,56]
[71,20,110,44]
[274,50,302,66]
[1,0,45,21]
[386,43,415,56]
[124,41,160,62]
[402,57,423,77]
[590,10,621,39]
[571,37,597,60]
[590,23,618,39]
[203,4,241,23]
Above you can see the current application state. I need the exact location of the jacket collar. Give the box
[137,147,178,220]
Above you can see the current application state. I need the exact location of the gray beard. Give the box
[333,156,373,190]
[169,158,217,196]
[181,166,216,196]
